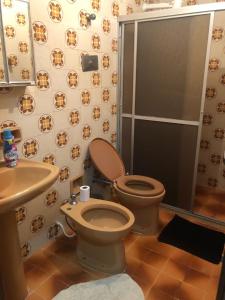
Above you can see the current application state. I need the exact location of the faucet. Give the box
[69,193,78,205]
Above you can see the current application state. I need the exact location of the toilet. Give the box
[89,138,166,235]
[61,198,134,274]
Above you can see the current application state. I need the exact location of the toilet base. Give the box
[129,204,159,235]
[76,236,126,274]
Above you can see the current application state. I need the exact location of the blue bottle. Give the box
[3,129,18,167]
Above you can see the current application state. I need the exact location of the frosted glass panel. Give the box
[121,117,132,172]
[135,15,210,121]
[122,23,134,114]
[133,120,198,210]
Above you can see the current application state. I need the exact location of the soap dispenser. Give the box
[3,129,18,167]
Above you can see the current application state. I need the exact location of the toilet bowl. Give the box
[89,138,166,235]
[61,198,134,274]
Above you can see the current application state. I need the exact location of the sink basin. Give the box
[0,159,59,214]
[0,159,59,300]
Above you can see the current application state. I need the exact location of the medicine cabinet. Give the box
[0,0,35,86]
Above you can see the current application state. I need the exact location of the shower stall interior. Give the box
[118,3,225,223]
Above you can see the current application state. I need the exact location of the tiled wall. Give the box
[197,11,225,191]
[0,0,142,258]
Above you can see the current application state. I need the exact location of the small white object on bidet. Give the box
[80,185,90,201]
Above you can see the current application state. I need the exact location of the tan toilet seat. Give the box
[89,138,165,197]
[116,175,164,197]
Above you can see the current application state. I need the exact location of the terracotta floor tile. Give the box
[124,233,138,248]
[25,292,44,300]
[175,282,206,300]
[147,287,174,300]
[141,249,168,270]
[153,272,181,296]
[125,256,142,276]
[35,274,68,300]
[163,258,189,281]
[169,248,191,266]
[136,262,159,287]
[185,254,218,276]
[129,273,151,298]
[25,266,51,290]
[184,268,211,290]
[53,261,84,285]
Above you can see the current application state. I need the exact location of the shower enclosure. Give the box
[118,4,225,220]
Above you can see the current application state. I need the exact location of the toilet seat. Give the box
[116,175,164,197]
[89,138,164,197]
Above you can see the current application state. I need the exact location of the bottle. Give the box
[3,129,18,167]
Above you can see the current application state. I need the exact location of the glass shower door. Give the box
[121,13,213,210]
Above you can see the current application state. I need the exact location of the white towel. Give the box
[53,273,144,300]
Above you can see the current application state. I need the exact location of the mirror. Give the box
[0,0,35,85]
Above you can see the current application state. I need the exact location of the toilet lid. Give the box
[89,138,125,182]
[116,175,164,197]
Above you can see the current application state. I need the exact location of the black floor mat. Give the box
[158,215,225,264]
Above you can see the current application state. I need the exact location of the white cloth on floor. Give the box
[53,273,145,300]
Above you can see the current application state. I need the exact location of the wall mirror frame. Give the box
[0,0,35,86]
[118,2,225,226]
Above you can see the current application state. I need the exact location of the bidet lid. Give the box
[89,138,125,182]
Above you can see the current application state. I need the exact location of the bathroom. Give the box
[0,0,224,299]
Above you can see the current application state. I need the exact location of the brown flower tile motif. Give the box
[0,120,17,130]
[198,163,206,173]
[47,224,60,240]
[111,132,117,143]
[31,215,45,233]
[216,102,225,113]
[112,1,120,17]
[82,124,91,140]
[135,0,141,5]
[16,206,27,225]
[51,48,64,68]
[210,153,221,164]
[21,242,31,258]
[203,114,213,125]
[220,73,225,85]
[48,0,63,22]
[127,5,133,15]
[205,87,216,99]
[92,34,100,50]
[83,157,92,169]
[43,153,56,165]
[18,94,35,115]
[36,71,50,90]
[66,29,77,48]
[111,104,117,115]
[102,88,110,102]
[0,87,14,94]
[67,71,78,88]
[112,71,118,86]
[93,106,101,120]
[45,190,58,207]
[21,69,30,80]
[102,18,111,34]
[18,41,28,54]
[3,0,12,7]
[112,38,118,52]
[39,114,54,133]
[59,166,70,182]
[79,10,88,29]
[212,27,224,41]
[0,69,4,80]
[186,0,197,5]
[56,131,68,147]
[214,128,224,139]
[54,91,66,110]
[102,54,110,69]
[208,177,218,187]
[92,0,100,10]
[102,120,110,133]
[92,72,100,87]
[8,54,18,67]
[33,21,48,44]
[69,109,80,126]
[17,13,26,25]
[71,144,81,160]
[5,25,15,38]
[81,90,90,105]
[208,58,220,72]
[22,138,39,158]
[200,139,210,150]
